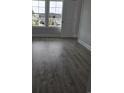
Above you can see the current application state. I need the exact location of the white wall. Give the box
[78,0,91,50]
[32,0,82,37]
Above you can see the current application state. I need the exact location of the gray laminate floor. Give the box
[32,38,91,93]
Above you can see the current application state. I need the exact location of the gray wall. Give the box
[78,0,91,48]
[32,0,82,37]
[62,0,82,37]
[78,0,91,92]
[87,71,91,93]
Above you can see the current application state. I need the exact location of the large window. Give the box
[32,0,63,28]
[32,0,45,26]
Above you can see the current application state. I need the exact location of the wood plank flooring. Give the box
[32,38,91,93]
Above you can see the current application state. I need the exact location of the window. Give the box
[32,0,63,28]
[49,1,63,27]
[50,1,62,14]
[32,0,45,26]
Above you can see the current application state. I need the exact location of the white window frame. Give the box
[32,0,63,27]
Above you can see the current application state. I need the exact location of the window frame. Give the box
[32,0,63,28]
[32,0,46,27]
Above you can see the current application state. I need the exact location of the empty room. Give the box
[32,0,91,93]
[2,0,124,93]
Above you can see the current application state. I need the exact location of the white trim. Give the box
[78,39,91,51]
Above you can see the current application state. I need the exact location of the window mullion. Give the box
[45,0,49,27]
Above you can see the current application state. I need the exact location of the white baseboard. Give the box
[78,39,91,51]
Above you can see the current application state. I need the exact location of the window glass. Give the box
[32,0,45,27]
[32,1,38,6]
[56,2,62,7]
[50,1,56,7]
[56,8,62,14]
[39,8,45,13]
[50,8,56,13]
[49,1,63,28]
[32,7,38,13]
[39,1,45,7]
